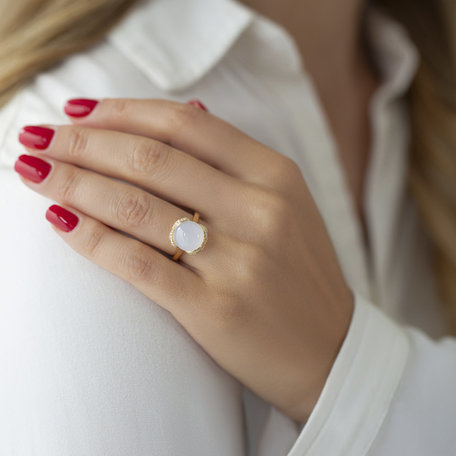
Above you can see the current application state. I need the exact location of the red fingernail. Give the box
[14,154,52,183]
[18,126,55,150]
[64,98,99,117]
[46,205,79,232]
[186,99,208,111]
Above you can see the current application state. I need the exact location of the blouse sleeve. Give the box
[284,291,456,455]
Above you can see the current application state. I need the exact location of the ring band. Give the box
[169,211,208,261]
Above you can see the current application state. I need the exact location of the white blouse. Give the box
[0,0,455,454]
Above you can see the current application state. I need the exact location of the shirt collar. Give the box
[107,0,254,92]
[107,0,419,95]
[365,5,419,101]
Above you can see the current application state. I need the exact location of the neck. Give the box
[239,0,381,238]
[239,0,376,100]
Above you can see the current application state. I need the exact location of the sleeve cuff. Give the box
[286,291,410,456]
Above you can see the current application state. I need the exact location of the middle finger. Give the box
[18,124,248,226]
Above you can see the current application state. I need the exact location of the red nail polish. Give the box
[46,205,79,232]
[186,99,208,111]
[14,154,52,183]
[18,126,55,150]
[64,98,99,117]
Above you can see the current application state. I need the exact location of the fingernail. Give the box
[18,126,55,150]
[64,98,99,117]
[14,154,52,183]
[186,99,208,112]
[46,204,79,232]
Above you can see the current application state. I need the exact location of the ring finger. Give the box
[13,154,230,272]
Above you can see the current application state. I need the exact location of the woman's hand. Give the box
[14,97,354,423]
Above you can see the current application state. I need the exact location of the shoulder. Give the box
[0,34,166,169]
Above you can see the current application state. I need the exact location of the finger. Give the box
[18,124,245,223]
[15,154,229,273]
[63,97,292,187]
[44,202,203,323]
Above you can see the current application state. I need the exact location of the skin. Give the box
[240,0,381,254]
[12,0,376,423]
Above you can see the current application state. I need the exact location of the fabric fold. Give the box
[282,292,410,456]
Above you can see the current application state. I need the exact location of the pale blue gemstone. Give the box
[174,221,204,252]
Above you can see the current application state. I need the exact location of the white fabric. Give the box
[1,0,455,454]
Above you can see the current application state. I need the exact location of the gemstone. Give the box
[173,220,206,253]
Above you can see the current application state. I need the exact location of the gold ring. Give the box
[169,211,208,261]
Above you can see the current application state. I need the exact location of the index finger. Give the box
[63,97,295,187]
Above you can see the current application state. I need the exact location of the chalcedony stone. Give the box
[173,220,205,253]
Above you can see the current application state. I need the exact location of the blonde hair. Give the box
[0,0,142,106]
[376,0,456,334]
[1,0,455,334]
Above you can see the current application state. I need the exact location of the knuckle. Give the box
[122,245,155,283]
[226,241,266,287]
[115,191,152,227]
[204,242,264,329]
[128,139,170,177]
[257,155,303,193]
[280,156,302,179]
[106,98,130,118]
[250,187,292,240]
[240,243,268,282]
[57,169,82,203]
[167,103,205,133]
[83,226,105,258]
[67,127,89,159]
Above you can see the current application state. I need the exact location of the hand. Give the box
[14,97,354,423]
